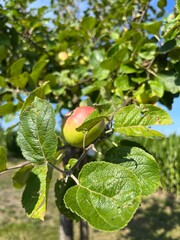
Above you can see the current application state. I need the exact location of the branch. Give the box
[48,162,65,174]
[147,68,157,77]
[138,0,150,23]
[66,144,94,174]
[0,162,30,176]
[48,143,94,178]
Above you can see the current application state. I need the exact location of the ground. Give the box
[0,166,180,240]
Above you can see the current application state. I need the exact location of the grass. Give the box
[0,167,180,240]
[0,171,59,240]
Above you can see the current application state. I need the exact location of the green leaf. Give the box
[0,76,6,87]
[76,103,113,132]
[156,72,180,94]
[17,97,57,164]
[82,79,108,95]
[82,16,97,31]
[22,82,50,110]
[10,58,25,77]
[101,49,130,71]
[100,57,117,71]
[55,178,80,221]
[90,50,106,68]
[9,72,29,88]
[107,44,120,57]
[131,77,146,84]
[139,43,157,60]
[0,146,7,172]
[55,70,76,86]
[92,67,110,80]
[177,0,180,12]
[162,16,180,39]
[104,146,161,196]
[119,64,139,74]
[114,48,130,63]
[30,58,49,85]
[0,102,15,117]
[110,31,119,40]
[158,39,176,53]
[114,75,133,91]
[168,46,180,60]
[114,104,173,137]
[143,21,162,35]
[22,163,49,220]
[64,162,141,231]
[149,80,164,98]
[12,164,34,189]
[0,45,7,62]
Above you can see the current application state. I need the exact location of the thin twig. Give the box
[0,162,30,176]
[66,144,94,175]
[48,162,65,174]
[147,68,157,77]
[138,0,150,23]
[47,143,95,180]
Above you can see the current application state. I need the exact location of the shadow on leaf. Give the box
[22,172,40,214]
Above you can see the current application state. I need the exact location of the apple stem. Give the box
[83,131,88,149]
[105,129,113,134]
[106,138,118,147]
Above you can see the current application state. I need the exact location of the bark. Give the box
[80,219,89,240]
[60,215,74,240]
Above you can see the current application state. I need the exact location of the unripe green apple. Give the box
[136,91,158,104]
[61,106,105,148]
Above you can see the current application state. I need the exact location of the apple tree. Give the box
[0,0,180,239]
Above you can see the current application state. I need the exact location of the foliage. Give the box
[1,172,180,240]
[139,134,180,195]
[0,0,180,232]
[5,131,22,158]
[0,127,22,158]
[0,127,6,146]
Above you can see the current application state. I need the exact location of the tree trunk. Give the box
[60,215,74,240]
[80,219,89,240]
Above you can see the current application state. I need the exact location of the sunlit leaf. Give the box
[22,82,50,110]
[64,162,141,231]
[17,97,57,164]
[105,146,161,196]
[114,104,173,137]
[10,58,25,77]
[22,163,49,220]
[0,102,15,117]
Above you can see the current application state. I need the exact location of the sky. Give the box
[151,0,180,135]
[0,0,179,136]
[153,97,180,135]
